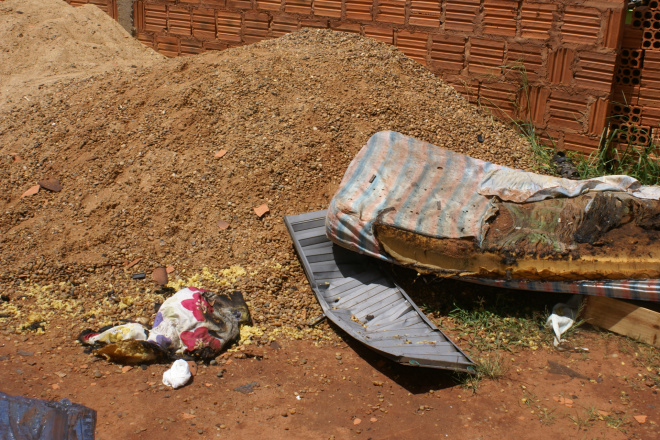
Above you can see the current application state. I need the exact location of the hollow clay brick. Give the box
[168,6,192,37]
[257,0,282,11]
[429,34,466,74]
[588,98,610,135]
[444,75,479,104]
[271,14,300,37]
[479,81,520,119]
[203,40,230,51]
[192,8,216,41]
[574,51,617,93]
[144,3,167,33]
[395,30,429,65]
[520,2,555,40]
[301,18,329,29]
[285,0,312,15]
[376,0,406,24]
[561,6,601,45]
[563,133,601,154]
[505,43,543,82]
[364,25,393,44]
[345,0,374,21]
[468,38,505,77]
[155,35,180,57]
[611,84,641,106]
[331,21,361,32]
[315,0,342,18]
[134,1,145,30]
[217,10,243,43]
[482,0,518,37]
[244,12,270,43]
[547,91,589,132]
[409,0,441,28]
[519,86,549,126]
[228,0,253,10]
[603,7,625,49]
[136,31,155,48]
[180,38,205,55]
[547,48,574,84]
[445,0,480,33]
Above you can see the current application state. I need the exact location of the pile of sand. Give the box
[0,10,534,332]
[0,0,163,106]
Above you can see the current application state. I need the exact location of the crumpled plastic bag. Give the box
[162,359,191,389]
[546,295,587,351]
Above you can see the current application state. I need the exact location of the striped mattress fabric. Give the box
[326,130,504,261]
[326,131,660,303]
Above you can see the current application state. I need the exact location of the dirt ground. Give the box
[1,1,659,439]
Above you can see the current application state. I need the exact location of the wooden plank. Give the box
[583,296,660,347]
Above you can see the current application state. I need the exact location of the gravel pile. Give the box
[0,14,534,339]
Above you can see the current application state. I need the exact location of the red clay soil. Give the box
[0,1,658,439]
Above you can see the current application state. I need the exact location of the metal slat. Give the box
[284,210,474,372]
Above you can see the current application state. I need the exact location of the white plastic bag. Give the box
[162,359,192,389]
[546,295,586,350]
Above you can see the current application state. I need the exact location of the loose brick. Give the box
[603,7,625,49]
[574,51,617,93]
[479,81,519,119]
[547,48,574,85]
[155,35,180,57]
[520,2,555,40]
[244,12,270,43]
[285,0,312,15]
[395,30,429,65]
[482,0,518,37]
[345,0,374,21]
[561,6,601,45]
[168,6,192,37]
[256,0,282,11]
[588,98,610,135]
[364,25,393,44]
[180,38,205,56]
[519,86,549,126]
[409,0,441,28]
[376,0,406,24]
[445,0,480,33]
[271,14,300,37]
[192,8,216,41]
[429,34,466,74]
[505,42,543,82]
[314,0,342,18]
[144,3,167,33]
[468,38,505,76]
[217,10,242,43]
[547,91,588,132]
[563,133,601,154]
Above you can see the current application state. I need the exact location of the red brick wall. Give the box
[609,1,660,149]
[129,0,631,154]
[80,0,645,155]
[66,0,118,20]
